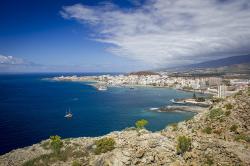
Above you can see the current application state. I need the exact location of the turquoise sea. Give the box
[0,73,195,155]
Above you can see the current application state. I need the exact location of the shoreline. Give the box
[151,105,207,113]
[49,77,212,95]
[1,89,249,165]
[48,76,211,114]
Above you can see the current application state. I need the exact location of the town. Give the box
[52,71,249,98]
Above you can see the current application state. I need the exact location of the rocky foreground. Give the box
[1,88,250,166]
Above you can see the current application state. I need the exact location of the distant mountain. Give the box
[185,54,250,69]
[164,54,250,72]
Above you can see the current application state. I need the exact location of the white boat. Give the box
[170,98,185,104]
[98,85,108,91]
[149,107,159,111]
[64,108,73,118]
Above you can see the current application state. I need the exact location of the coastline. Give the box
[1,76,201,155]
[154,105,207,113]
[48,76,211,114]
[48,76,212,95]
[1,88,249,165]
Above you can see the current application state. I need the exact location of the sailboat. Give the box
[64,108,73,118]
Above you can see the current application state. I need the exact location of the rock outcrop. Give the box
[1,88,250,166]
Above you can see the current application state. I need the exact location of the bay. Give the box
[0,73,195,154]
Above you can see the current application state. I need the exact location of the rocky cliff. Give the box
[1,88,250,166]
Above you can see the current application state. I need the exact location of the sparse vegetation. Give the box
[72,160,82,166]
[23,135,69,165]
[41,141,50,150]
[224,103,233,110]
[171,123,178,131]
[235,134,250,143]
[230,124,238,132]
[191,129,195,133]
[23,147,74,166]
[213,128,222,135]
[212,98,224,103]
[23,153,52,166]
[225,110,231,116]
[94,137,115,155]
[135,119,148,129]
[205,155,214,166]
[176,136,191,155]
[202,127,212,134]
[50,135,63,154]
[209,108,223,119]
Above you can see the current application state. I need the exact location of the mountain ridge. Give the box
[162,54,250,72]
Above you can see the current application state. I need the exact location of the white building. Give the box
[218,85,226,98]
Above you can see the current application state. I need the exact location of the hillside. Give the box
[164,55,250,74]
[0,88,250,166]
[185,54,250,69]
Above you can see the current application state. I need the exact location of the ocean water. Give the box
[0,73,195,155]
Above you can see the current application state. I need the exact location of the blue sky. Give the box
[0,0,148,72]
[0,0,250,72]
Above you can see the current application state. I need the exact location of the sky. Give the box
[0,0,250,73]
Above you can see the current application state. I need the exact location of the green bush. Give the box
[171,123,178,131]
[94,137,115,155]
[235,134,250,143]
[50,135,63,154]
[135,119,148,129]
[205,155,214,166]
[209,108,223,119]
[72,160,82,166]
[230,124,238,132]
[224,103,233,110]
[212,98,224,103]
[176,136,191,155]
[202,127,212,134]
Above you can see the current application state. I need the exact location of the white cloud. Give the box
[0,55,27,65]
[61,0,250,67]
